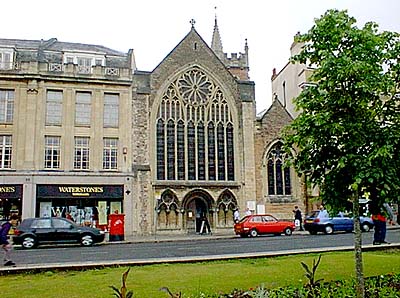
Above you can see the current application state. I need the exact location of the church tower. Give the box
[210,14,250,81]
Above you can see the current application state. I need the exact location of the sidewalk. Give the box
[105,229,306,244]
[107,224,400,245]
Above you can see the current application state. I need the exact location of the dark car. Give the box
[304,211,374,235]
[234,214,295,237]
[13,217,105,249]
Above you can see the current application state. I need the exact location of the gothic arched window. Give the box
[156,67,235,181]
[267,142,291,195]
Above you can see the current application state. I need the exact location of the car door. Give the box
[30,218,54,242]
[334,215,353,231]
[263,215,279,234]
[51,218,79,243]
[249,215,263,233]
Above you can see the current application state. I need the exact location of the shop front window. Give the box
[36,185,123,230]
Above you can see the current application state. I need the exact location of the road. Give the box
[11,229,399,268]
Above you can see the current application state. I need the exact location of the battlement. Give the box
[221,50,249,80]
[223,51,248,67]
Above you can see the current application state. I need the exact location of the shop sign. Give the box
[37,185,123,199]
[0,185,22,199]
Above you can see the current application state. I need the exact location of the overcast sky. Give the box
[2,0,399,112]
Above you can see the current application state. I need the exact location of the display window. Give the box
[0,185,22,220]
[36,185,123,230]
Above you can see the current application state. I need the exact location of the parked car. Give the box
[13,217,105,249]
[234,214,295,237]
[304,211,374,235]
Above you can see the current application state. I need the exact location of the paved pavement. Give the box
[1,225,398,274]
[106,228,305,244]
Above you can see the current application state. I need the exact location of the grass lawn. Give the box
[1,249,399,297]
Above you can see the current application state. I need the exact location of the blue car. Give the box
[304,211,374,235]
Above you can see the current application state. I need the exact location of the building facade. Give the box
[0,21,305,236]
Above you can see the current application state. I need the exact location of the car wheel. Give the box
[249,229,258,237]
[81,234,94,246]
[361,223,371,232]
[324,225,334,234]
[284,228,292,236]
[21,236,37,249]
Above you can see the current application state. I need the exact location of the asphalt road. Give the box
[9,229,399,269]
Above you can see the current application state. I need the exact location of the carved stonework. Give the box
[27,80,39,94]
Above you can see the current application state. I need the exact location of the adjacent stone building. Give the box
[0,20,305,236]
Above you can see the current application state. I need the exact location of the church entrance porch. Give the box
[183,191,213,234]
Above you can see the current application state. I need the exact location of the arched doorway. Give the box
[183,191,213,234]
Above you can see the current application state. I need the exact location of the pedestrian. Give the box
[370,201,390,245]
[317,205,329,218]
[200,213,212,235]
[1,214,19,266]
[245,208,252,216]
[293,206,304,231]
[233,209,240,223]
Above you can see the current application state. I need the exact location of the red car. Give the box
[234,214,295,237]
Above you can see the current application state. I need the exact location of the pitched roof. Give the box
[0,38,126,56]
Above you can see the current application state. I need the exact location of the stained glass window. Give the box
[155,67,235,181]
[267,142,291,195]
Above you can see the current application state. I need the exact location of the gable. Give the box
[150,28,238,96]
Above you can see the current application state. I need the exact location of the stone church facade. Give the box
[0,20,305,236]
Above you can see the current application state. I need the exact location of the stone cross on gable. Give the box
[190,19,196,28]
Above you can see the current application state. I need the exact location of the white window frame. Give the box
[103,138,118,170]
[75,91,91,126]
[46,90,63,125]
[0,89,14,123]
[0,135,12,169]
[103,93,119,127]
[74,137,90,170]
[62,52,105,74]
[44,136,61,169]
[0,50,13,70]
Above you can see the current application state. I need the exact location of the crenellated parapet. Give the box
[210,14,250,81]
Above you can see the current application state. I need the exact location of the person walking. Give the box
[200,213,212,235]
[293,206,304,231]
[233,209,240,223]
[370,201,390,245]
[317,205,329,218]
[1,214,19,266]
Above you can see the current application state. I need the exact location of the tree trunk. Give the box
[303,174,309,214]
[353,192,365,298]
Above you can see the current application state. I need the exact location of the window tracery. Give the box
[216,191,237,227]
[267,141,291,195]
[156,67,235,181]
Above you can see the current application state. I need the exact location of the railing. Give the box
[48,63,63,72]
[77,65,91,74]
[105,67,120,76]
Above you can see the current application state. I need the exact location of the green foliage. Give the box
[283,9,400,210]
[110,268,134,298]
[301,255,324,289]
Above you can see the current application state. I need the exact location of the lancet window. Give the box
[267,141,291,195]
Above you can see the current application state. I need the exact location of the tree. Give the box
[283,9,400,298]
